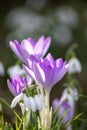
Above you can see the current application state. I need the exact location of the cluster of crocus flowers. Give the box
[7,35,69,129]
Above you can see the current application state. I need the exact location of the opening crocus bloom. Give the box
[10,35,51,63]
[23,53,69,92]
[7,75,27,96]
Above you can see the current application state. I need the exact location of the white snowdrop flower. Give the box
[29,97,36,112]
[11,93,24,108]
[68,57,82,74]
[34,95,43,111]
[61,87,78,103]
[0,61,5,76]
[23,94,31,110]
[11,93,44,112]
[23,95,44,112]
[7,64,25,78]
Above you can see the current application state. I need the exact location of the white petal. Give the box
[11,93,23,108]
[68,57,82,74]
[34,95,43,111]
[29,97,36,112]
[23,95,31,109]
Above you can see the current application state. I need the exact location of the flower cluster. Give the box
[7,35,71,129]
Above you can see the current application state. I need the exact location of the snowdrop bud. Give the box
[34,95,43,111]
[0,62,5,76]
[11,93,24,108]
[29,97,36,112]
[68,57,82,74]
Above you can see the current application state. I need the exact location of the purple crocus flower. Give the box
[10,35,51,63]
[23,53,69,93]
[7,75,27,96]
[53,98,74,123]
[52,88,75,123]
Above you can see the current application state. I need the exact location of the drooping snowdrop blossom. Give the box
[10,35,51,63]
[68,57,82,74]
[24,94,44,112]
[7,75,27,96]
[52,87,78,123]
[11,93,44,112]
[23,53,69,93]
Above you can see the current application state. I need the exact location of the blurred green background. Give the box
[0,0,87,127]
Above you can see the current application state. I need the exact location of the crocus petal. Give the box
[10,41,24,61]
[11,93,23,108]
[58,101,71,122]
[23,64,36,80]
[21,39,34,57]
[56,58,64,68]
[66,95,74,120]
[35,36,51,58]
[7,79,17,96]
[52,98,60,109]
[27,37,36,46]
[54,64,69,85]
[42,37,51,57]
[34,62,46,85]
[46,53,55,65]
[43,65,54,91]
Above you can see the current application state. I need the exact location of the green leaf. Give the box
[73,113,84,121]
